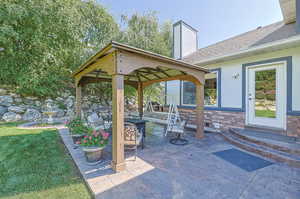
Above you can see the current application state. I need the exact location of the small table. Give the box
[125,118,147,149]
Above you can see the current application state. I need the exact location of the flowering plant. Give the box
[65,117,92,135]
[77,129,110,147]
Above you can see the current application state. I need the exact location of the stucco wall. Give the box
[173,24,181,59]
[181,24,197,58]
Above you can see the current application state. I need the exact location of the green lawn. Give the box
[0,122,91,199]
[255,109,276,118]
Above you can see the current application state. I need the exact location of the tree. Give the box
[0,0,118,97]
[118,12,172,104]
[86,12,172,105]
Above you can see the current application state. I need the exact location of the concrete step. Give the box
[229,128,300,156]
[219,131,300,168]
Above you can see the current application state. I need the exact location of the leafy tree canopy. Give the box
[0,0,118,97]
[0,1,172,104]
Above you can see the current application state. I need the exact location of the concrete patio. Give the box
[59,123,300,199]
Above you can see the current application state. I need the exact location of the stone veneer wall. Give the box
[287,116,300,137]
[178,108,300,138]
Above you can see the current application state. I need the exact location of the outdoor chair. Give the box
[124,122,143,160]
[168,120,188,145]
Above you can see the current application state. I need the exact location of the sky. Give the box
[97,0,283,48]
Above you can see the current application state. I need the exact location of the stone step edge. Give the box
[229,128,300,156]
[226,131,300,161]
[218,132,300,168]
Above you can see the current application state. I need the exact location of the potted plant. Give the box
[77,129,110,163]
[65,117,92,144]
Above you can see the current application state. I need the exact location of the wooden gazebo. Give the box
[72,41,208,172]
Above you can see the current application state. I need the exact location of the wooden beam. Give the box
[142,74,199,88]
[111,74,126,172]
[195,82,204,139]
[79,76,138,89]
[137,72,151,81]
[157,67,170,77]
[146,68,162,79]
[74,52,115,80]
[75,84,82,118]
[137,82,143,119]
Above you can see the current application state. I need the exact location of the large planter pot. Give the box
[82,146,105,163]
[71,134,85,144]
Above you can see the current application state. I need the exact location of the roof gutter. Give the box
[195,34,300,66]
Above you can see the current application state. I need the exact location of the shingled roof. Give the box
[183,21,299,64]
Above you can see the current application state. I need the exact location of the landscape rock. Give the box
[14,97,23,104]
[0,106,8,116]
[87,112,102,127]
[8,106,26,113]
[66,109,75,118]
[65,96,75,108]
[0,96,13,106]
[23,109,42,121]
[0,88,7,95]
[35,100,42,107]
[54,108,65,118]
[2,112,22,122]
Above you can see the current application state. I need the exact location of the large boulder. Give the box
[23,96,38,105]
[23,109,41,121]
[0,88,7,95]
[8,106,26,113]
[54,108,65,118]
[65,96,75,109]
[2,112,22,122]
[87,112,103,127]
[0,106,8,116]
[0,96,13,106]
[65,109,75,118]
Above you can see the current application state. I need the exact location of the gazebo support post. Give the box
[111,74,126,172]
[137,82,143,119]
[75,83,82,118]
[195,82,204,139]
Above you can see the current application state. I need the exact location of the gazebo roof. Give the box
[72,41,208,86]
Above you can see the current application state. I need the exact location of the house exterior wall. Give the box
[166,46,300,137]
[178,108,300,137]
[205,46,300,112]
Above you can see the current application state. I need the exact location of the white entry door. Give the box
[247,64,286,129]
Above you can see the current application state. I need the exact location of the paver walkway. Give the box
[59,123,300,199]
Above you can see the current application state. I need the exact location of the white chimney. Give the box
[173,20,198,59]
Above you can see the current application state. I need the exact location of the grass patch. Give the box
[255,109,276,118]
[0,122,91,199]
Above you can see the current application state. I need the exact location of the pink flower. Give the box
[84,136,88,138]
[76,141,81,144]
[84,140,87,143]
[89,136,92,140]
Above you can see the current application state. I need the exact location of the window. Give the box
[182,81,196,105]
[181,70,219,107]
[166,80,180,105]
[204,72,218,106]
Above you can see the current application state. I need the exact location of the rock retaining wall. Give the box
[0,88,119,127]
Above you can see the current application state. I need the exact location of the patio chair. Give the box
[124,122,143,160]
[168,120,188,145]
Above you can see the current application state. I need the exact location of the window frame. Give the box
[180,69,220,107]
